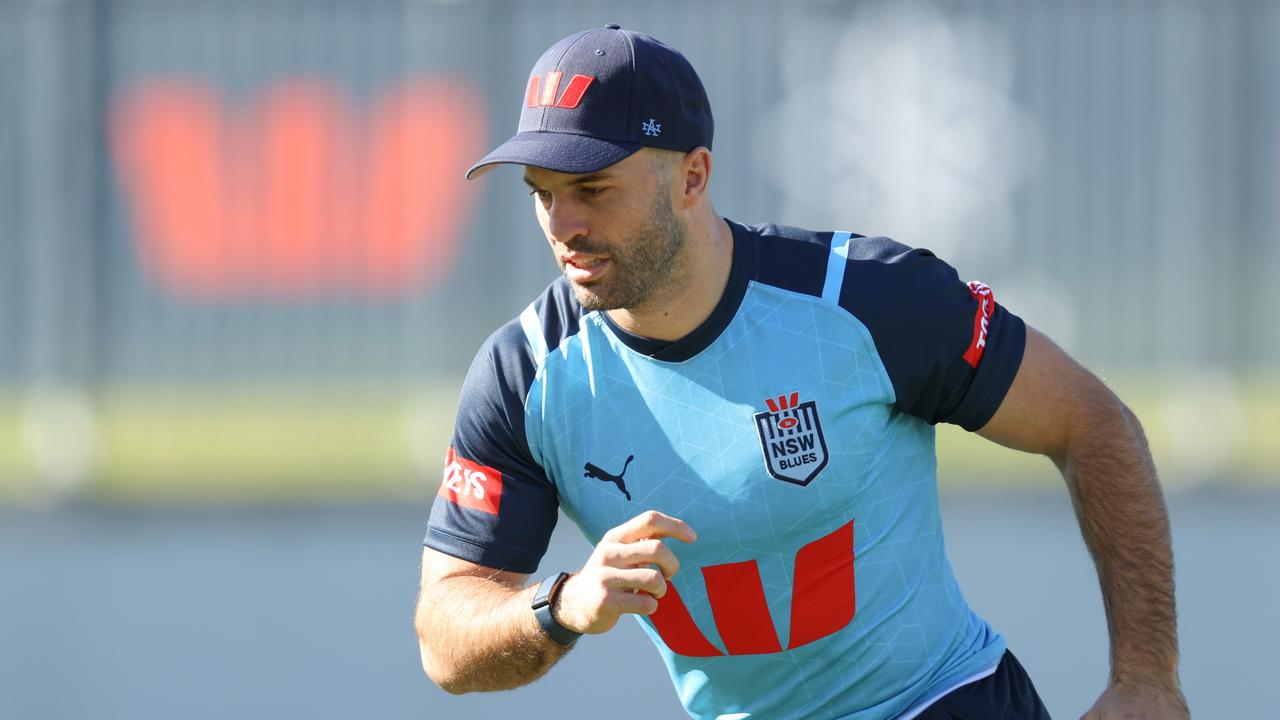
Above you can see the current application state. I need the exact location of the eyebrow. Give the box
[522,172,612,189]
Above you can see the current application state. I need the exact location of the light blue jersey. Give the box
[427,220,1026,719]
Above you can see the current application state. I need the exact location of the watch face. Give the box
[532,575,558,609]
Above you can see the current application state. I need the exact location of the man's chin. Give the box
[568,281,625,312]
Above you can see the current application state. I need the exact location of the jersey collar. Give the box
[599,218,754,362]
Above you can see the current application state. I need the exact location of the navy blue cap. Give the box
[466,25,714,179]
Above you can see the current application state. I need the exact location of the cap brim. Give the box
[465,131,644,179]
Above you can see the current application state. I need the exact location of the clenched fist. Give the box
[554,510,698,635]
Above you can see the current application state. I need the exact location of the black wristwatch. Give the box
[531,572,581,646]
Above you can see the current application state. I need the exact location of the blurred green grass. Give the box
[1,375,1276,502]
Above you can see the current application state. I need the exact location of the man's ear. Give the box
[678,147,712,209]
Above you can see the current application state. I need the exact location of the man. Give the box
[414,25,1188,719]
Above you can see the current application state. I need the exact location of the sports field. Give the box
[1,374,1277,502]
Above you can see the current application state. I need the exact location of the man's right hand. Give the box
[554,510,698,635]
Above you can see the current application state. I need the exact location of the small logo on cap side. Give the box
[642,118,662,137]
[527,72,595,109]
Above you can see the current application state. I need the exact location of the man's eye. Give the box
[580,186,606,196]
[529,189,552,203]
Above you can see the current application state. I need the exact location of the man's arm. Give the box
[415,511,695,694]
[977,326,1189,719]
[414,548,562,694]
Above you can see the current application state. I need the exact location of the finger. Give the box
[602,567,667,598]
[602,538,680,578]
[604,510,697,545]
[604,588,660,616]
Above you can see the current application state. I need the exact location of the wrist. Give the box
[531,572,582,646]
[550,576,577,631]
[1110,666,1182,693]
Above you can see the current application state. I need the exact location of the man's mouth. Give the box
[562,254,611,283]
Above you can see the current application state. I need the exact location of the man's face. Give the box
[523,150,686,312]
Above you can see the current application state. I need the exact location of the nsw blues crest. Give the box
[754,392,828,486]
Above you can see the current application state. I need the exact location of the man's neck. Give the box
[606,215,734,342]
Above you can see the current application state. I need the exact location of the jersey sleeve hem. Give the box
[422,525,543,575]
[947,313,1027,432]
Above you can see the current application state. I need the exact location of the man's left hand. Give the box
[1081,681,1189,719]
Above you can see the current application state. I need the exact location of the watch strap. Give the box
[532,572,581,646]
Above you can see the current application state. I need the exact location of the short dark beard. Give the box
[567,184,687,312]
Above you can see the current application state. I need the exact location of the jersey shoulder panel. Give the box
[423,277,587,574]
[749,223,866,298]
[523,276,589,365]
[837,236,1026,430]
[453,317,539,463]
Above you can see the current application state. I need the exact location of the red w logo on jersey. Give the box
[439,448,503,516]
[649,520,856,656]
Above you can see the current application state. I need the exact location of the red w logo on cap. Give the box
[526,72,595,109]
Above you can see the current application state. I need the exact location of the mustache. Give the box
[561,238,611,256]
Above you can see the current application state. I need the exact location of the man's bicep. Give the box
[976,325,1112,458]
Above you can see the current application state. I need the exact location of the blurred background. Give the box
[1,0,1276,718]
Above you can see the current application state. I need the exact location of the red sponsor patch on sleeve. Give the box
[439,448,503,515]
[962,281,996,368]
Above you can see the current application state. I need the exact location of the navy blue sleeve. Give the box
[423,319,559,575]
[838,237,1026,430]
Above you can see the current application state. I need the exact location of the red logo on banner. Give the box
[963,281,996,368]
[110,77,487,299]
[439,448,503,516]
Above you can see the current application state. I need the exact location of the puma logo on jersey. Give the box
[584,455,634,501]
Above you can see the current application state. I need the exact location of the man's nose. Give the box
[545,199,589,245]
